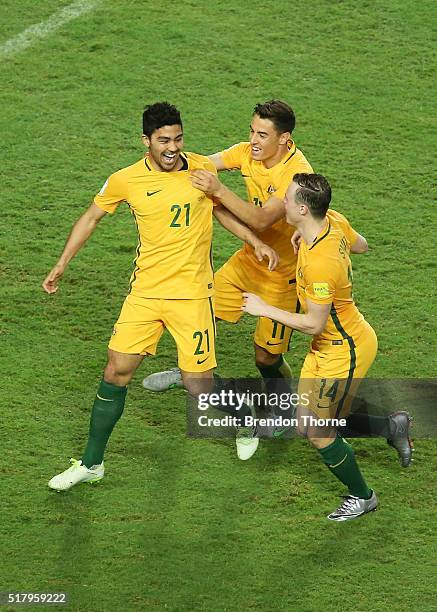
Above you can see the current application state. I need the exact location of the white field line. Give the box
[0,0,100,60]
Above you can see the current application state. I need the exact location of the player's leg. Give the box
[296,335,378,521]
[297,399,373,499]
[251,290,297,437]
[307,424,377,522]
[253,282,298,403]
[338,324,413,466]
[80,349,144,469]
[254,339,293,397]
[48,295,164,491]
[164,297,258,459]
[297,394,377,522]
[341,411,413,467]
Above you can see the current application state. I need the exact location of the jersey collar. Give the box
[282,140,297,164]
[144,152,189,172]
[309,221,331,250]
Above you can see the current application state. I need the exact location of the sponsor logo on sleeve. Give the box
[313,282,330,298]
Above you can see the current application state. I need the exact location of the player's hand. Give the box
[291,230,302,255]
[190,170,222,197]
[241,292,269,317]
[253,242,279,271]
[42,264,65,294]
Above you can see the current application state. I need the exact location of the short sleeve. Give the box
[303,260,339,305]
[344,220,359,247]
[219,142,248,170]
[94,171,127,214]
[330,210,359,247]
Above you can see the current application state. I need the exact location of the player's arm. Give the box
[208,153,227,172]
[42,203,107,294]
[191,169,284,232]
[213,205,279,271]
[351,233,368,253]
[242,293,331,336]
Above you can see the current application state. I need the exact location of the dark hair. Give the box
[253,99,295,134]
[293,173,332,219]
[142,102,182,137]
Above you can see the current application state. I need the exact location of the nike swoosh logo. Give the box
[96,394,114,402]
[266,341,282,346]
[197,357,209,365]
[147,190,161,196]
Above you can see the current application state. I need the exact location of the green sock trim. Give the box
[81,379,127,468]
[318,436,372,499]
[98,379,128,399]
[318,436,345,464]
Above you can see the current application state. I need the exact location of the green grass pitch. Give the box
[1,1,436,610]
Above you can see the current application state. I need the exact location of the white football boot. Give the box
[235,395,259,460]
[327,491,378,521]
[48,458,104,491]
[236,424,260,460]
[142,368,183,392]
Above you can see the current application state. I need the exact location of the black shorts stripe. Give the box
[330,305,356,418]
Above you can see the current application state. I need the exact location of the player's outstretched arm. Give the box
[350,233,368,254]
[191,169,285,232]
[213,205,279,271]
[208,153,227,171]
[42,203,107,294]
[242,293,330,336]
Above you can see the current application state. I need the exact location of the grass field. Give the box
[1,1,436,610]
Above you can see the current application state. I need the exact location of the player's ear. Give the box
[279,131,290,145]
[142,134,150,148]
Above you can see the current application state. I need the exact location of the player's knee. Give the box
[307,432,337,449]
[255,346,280,368]
[307,435,322,448]
[183,375,214,398]
[104,360,132,386]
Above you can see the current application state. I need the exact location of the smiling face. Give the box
[249,114,290,168]
[142,124,184,172]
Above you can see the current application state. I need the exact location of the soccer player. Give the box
[143,100,313,456]
[241,173,407,520]
[43,102,278,491]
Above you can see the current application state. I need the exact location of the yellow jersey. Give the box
[220,141,313,280]
[94,152,216,299]
[296,209,367,342]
